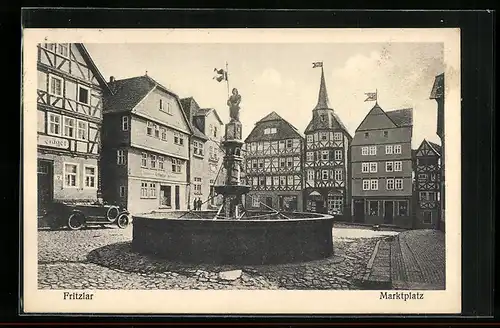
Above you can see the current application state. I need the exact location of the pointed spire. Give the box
[314,67,330,110]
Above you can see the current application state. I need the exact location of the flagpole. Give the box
[225,61,230,99]
[376,88,378,104]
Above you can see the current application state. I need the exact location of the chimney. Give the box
[109,76,115,83]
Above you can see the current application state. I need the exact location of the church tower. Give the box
[303,65,352,217]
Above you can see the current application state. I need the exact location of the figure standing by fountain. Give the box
[227,88,242,122]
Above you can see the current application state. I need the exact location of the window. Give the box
[48,113,61,135]
[334,132,342,141]
[77,120,88,140]
[154,124,160,138]
[370,179,378,190]
[306,152,314,162]
[149,183,157,198]
[394,145,402,154]
[264,127,277,135]
[119,186,126,198]
[121,116,129,131]
[43,43,56,51]
[252,160,257,169]
[63,117,75,138]
[394,161,402,172]
[385,145,393,154]
[193,141,204,156]
[361,146,369,156]
[320,114,326,122]
[430,173,437,181]
[159,99,164,110]
[252,195,260,207]
[64,163,78,187]
[279,158,286,168]
[307,170,314,182]
[167,102,172,114]
[334,150,342,160]
[383,131,389,138]
[57,43,69,57]
[49,75,63,96]
[386,161,394,172]
[306,135,313,143]
[149,154,157,169]
[280,176,286,185]
[214,126,218,137]
[78,85,90,104]
[141,153,148,168]
[265,176,272,186]
[362,179,370,190]
[160,127,167,140]
[271,176,279,186]
[258,159,263,168]
[171,158,182,173]
[362,163,369,173]
[287,175,294,186]
[147,122,154,136]
[369,201,379,216]
[320,132,327,141]
[418,173,428,180]
[395,178,403,190]
[174,133,184,145]
[369,162,378,173]
[334,169,343,181]
[322,170,329,180]
[158,156,164,170]
[422,211,432,224]
[251,177,257,186]
[287,158,293,167]
[258,177,265,186]
[140,182,148,198]
[386,178,395,190]
[328,196,343,213]
[84,165,97,188]
[369,146,377,155]
[397,201,408,216]
[321,150,329,160]
[286,140,293,148]
[364,132,369,138]
[117,150,126,165]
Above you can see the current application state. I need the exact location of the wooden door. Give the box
[175,186,180,210]
[37,160,53,216]
[353,199,365,223]
[384,201,394,224]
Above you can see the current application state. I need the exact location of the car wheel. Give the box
[116,213,130,229]
[106,206,120,222]
[67,213,85,230]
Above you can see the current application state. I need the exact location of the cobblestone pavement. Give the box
[391,229,445,290]
[38,224,389,290]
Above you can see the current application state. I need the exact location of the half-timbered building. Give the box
[180,97,224,210]
[303,67,352,216]
[244,112,304,211]
[101,74,193,214]
[351,103,413,228]
[413,139,442,229]
[37,43,112,215]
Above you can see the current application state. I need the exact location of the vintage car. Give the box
[41,200,131,230]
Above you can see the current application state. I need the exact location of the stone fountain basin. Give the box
[132,211,335,265]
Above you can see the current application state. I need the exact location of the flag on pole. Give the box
[312,61,323,68]
[213,68,228,82]
[364,92,377,102]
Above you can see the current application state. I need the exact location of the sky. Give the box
[86,42,444,148]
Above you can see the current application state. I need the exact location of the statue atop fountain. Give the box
[214,87,250,219]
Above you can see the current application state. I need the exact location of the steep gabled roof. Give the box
[314,68,330,110]
[428,140,442,156]
[105,76,156,114]
[194,108,224,126]
[76,44,113,95]
[386,108,413,127]
[245,111,304,143]
[105,75,194,135]
[191,126,209,141]
[304,109,350,136]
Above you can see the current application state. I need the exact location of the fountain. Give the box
[132,88,335,265]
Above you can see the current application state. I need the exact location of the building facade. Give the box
[244,112,304,212]
[37,43,111,215]
[303,67,352,216]
[101,75,193,214]
[180,97,224,210]
[430,73,445,231]
[351,103,414,228]
[413,139,442,229]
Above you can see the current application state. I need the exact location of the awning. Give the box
[309,191,321,196]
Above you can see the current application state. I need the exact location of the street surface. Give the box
[38,224,398,290]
